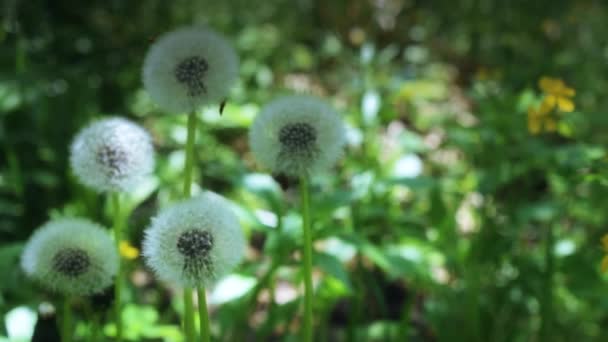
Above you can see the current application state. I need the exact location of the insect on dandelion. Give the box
[142,27,239,113]
[70,117,154,193]
[21,218,119,296]
[249,95,346,177]
[142,192,246,288]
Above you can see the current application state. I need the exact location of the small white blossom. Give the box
[142,192,246,288]
[249,95,346,177]
[21,218,118,296]
[142,27,239,113]
[70,117,155,193]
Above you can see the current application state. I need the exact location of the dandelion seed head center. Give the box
[177,230,214,259]
[53,248,90,277]
[278,122,317,151]
[96,144,128,175]
[175,56,209,96]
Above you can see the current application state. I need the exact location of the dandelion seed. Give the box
[142,192,246,288]
[249,95,346,177]
[21,218,118,296]
[70,117,154,193]
[142,27,239,113]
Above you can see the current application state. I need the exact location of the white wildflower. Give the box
[21,218,119,296]
[142,192,246,288]
[70,117,154,193]
[249,95,346,177]
[142,27,239,113]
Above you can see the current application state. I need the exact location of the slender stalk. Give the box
[62,298,72,342]
[299,174,314,342]
[183,289,196,342]
[182,111,198,342]
[197,287,211,342]
[111,192,123,342]
[183,112,197,197]
[540,224,554,340]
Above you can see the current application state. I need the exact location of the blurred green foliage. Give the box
[2,0,608,341]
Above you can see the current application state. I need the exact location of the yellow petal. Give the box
[541,96,556,113]
[556,97,574,112]
[558,86,575,97]
[539,76,575,97]
[528,116,541,134]
[601,255,608,273]
[120,240,139,260]
[602,235,608,250]
[539,77,562,94]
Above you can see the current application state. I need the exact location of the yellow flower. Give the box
[602,234,608,252]
[526,76,575,134]
[119,240,139,260]
[602,255,608,273]
[527,108,542,135]
[600,235,608,273]
[538,77,575,112]
[527,106,557,135]
[539,77,575,97]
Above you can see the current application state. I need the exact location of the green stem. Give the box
[183,289,196,342]
[184,112,197,197]
[299,174,314,342]
[112,192,123,342]
[540,224,554,340]
[182,111,198,342]
[197,287,211,342]
[62,298,72,342]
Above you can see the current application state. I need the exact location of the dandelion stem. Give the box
[183,289,196,342]
[299,174,314,342]
[182,111,198,342]
[111,192,123,342]
[197,287,211,342]
[184,112,197,197]
[61,298,72,342]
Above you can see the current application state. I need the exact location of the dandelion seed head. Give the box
[142,192,246,288]
[142,27,239,113]
[52,248,90,277]
[70,117,154,193]
[250,95,346,177]
[21,218,118,296]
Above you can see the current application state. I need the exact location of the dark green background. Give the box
[2,0,608,341]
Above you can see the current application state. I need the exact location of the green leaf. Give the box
[314,252,352,292]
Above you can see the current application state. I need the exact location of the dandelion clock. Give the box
[143,192,245,288]
[70,117,154,193]
[21,218,119,296]
[142,27,239,113]
[250,95,345,341]
[249,95,346,177]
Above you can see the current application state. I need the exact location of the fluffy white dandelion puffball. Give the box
[70,117,155,193]
[21,218,119,296]
[143,192,246,288]
[249,95,346,177]
[142,26,239,113]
